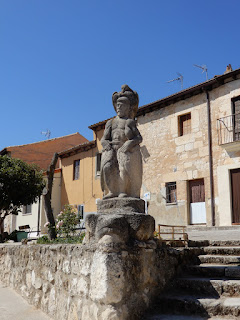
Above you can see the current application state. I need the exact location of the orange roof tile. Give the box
[0,133,88,170]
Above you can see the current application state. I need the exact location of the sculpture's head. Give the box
[112,85,139,119]
[116,96,131,118]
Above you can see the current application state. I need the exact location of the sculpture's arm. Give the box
[119,120,142,153]
[101,119,112,151]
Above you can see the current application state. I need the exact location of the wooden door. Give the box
[231,168,240,224]
[189,179,206,224]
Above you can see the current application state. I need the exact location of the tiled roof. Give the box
[0,133,88,170]
[88,67,240,130]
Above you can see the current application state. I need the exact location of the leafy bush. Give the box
[55,205,79,238]
[41,205,84,244]
[37,233,85,244]
[37,236,50,244]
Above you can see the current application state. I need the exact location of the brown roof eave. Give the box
[88,117,113,131]
[88,68,240,128]
[137,68,240,116]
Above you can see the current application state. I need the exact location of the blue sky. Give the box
[1,0,240,150]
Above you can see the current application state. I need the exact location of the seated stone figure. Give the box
[101,85,142,199]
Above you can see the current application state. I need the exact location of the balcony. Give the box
[217,113,240,151]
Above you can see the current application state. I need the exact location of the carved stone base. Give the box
[85,212,155,244]
[97,198,145,214]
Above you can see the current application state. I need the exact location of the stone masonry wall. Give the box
[138,77,240,227]
[0,243,198,320]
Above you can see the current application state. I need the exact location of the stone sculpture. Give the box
[85,85,155,245]
[100,85,143,199]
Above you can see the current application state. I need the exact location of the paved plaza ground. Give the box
[0,281,52,320]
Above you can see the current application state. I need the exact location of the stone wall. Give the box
[0,243,199,320]
[138,78,240,227]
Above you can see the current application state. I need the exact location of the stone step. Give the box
[173,277,222,297]
[209,241,240,247]
[150,294,240,318]
[198,255,240,264]
[145,314,239,320]
[187,264,240,279]
[172,277,240,297]
[202,246,240,256]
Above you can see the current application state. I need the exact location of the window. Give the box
[96,152,102,176]
[232,97,240,141]
[77,205,84,220]
[179,113,191,136]
[23,204,32,215]
[73,160,80,180]
[166,182,177,204]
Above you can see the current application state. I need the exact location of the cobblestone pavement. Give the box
[0,281,52,320]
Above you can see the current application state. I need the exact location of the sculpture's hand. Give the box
[102,140,112,151]
[119,141,131,153]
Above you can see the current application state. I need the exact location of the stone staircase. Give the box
[145,241,240,320]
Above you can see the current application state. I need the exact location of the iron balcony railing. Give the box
[217,113,240,145]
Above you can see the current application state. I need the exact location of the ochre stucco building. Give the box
[0,133,88,235]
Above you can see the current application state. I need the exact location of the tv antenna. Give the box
[41,129,51,140]
[167,72,183,90]
[193,64,208,80]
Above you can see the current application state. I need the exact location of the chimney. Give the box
[224,64,233,74]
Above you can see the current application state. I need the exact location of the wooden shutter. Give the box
[231,168,240,224]
[179,113,191,136]
[189,179,205,203]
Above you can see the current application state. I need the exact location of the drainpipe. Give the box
[205,89,215,226]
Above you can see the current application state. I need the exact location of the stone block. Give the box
[90,251,124,304]
[185,142,194,151]
[97,198,145,214]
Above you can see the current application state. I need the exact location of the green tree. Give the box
[0,155,45,235]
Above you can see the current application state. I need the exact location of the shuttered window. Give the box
[96,153,102,176]
[179,113,191,136]
[73,160,80,180]
[232,97,240,141]
[166,182,177,204]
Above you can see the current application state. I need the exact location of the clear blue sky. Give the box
[1,0,240,150]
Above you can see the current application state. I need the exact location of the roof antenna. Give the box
[167,72,183,90]
[193,64,208,80]
[41,129,51,140]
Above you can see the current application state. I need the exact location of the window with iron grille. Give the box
[166,182,177,204]
[73,160,80,180]
[179,113,191,136]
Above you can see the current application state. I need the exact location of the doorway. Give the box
[231,168,240,224]
[189,178,206,224]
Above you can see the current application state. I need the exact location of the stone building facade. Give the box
[60,67,240,228]
[137,67,240,227]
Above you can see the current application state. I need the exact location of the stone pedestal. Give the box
[97,198,145,214]
[85,198,154,245]
[85,212,155,244]
[83,198,156,319]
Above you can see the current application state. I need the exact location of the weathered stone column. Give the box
[84,197,157,320]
